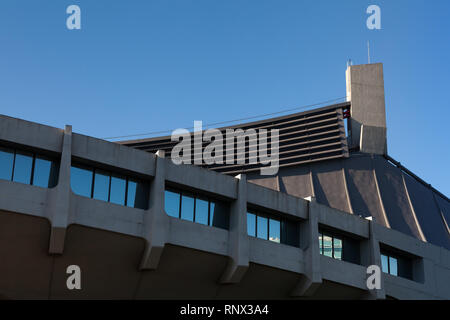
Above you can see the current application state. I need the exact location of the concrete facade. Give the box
[0,113,449,299]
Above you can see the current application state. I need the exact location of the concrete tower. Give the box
[346,63,387,155]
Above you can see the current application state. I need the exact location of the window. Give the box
[257,216,268,240]
[381,253,398,276]
[319,231,343,260]
[164,188,229,229]
[0,147,14,180]
[0,146,58,188]
[70,164,148,209]
[110,175,126,205]
[247,210,297,246]
[247,213,256,237]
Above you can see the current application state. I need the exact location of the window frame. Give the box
[0,146,59,188]
[164,187,226,228]
[381,252,398,276]
[247,209,282,244]
[318,231,343,260]
[71,163,147,209]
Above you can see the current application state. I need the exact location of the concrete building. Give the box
[0,63,449,299]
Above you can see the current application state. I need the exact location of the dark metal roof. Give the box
[120,102,350,175]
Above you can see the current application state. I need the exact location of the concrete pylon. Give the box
[47,125,72,254]
[220,174,249,284]
[140,150,169,270]
[346,63,387,155]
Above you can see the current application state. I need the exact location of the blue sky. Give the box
[0,1,449,195]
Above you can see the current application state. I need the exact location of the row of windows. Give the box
[164,188,229,229]
[0,147,59,188]
[319,231,343,260]
[381,253,398,276]
[247,212,281,243]
[70,164,149,209]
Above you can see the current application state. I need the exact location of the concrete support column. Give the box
[220,174,249,284]
[140,150,169,270]
[292,196,322,296]
[47,125,72,254]
[362,219,386,299]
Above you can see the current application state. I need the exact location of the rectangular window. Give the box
[247,213,256,237]
[257,216,268,240]
[319,231,342,260]
[319,233,323,255]
[0,147,59,188]
[33,157,53,188]
[195,197,209,225]
[389,256,398,276]
[93,170,110,202]
[180,194,195,222]
[70,164,148,209]
[269,218,281,243]
[126,179,137,208]
[0,147,14,181]
[323,235,333,257]
[165,190,180,218]
[109,175,126,205]
[381,254,389,273]
[71,166,93,197]
[333,238,343,260]
[209,201,215,226]
[247,210,297,246]
[164,188,229,229]
[12,151,33,184]
[381,253,399,277]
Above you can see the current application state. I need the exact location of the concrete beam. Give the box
[140,150,169,270]
[47,125,72,254]
[220,174,249,284]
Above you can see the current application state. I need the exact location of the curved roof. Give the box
[121,102,450,250]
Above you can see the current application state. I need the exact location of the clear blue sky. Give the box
[0,1,449,196]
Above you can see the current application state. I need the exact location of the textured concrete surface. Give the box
[0,113,449,299]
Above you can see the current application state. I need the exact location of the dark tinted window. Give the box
[165,190,180,218]
[33,157,53,188]
[0,147,59,188]
[164,188,229,229]
[71,166,93,197]
[70,164,148,209]
[13,151,33,184]
[195,197,209,225]
[248,210,297,246]
[126,180,137,208]
[0,147,14,180]
[93,170,110,201]
[257,216,268,240]
[319,232,341,260]
[269,218,281,243]
[110,175,126,205]
[247,213,256,237]
[180,194,195,222]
